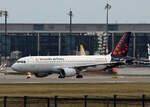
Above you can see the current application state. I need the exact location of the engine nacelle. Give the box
[61,68,76,77]
[34,73,49,78]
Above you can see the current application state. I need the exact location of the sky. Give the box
[0,0,150,23]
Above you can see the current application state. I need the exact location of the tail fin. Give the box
[112,32,131,58]
[80,44,86,55]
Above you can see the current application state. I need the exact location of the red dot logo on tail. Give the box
[118,51,122,54]
[113,51,117,55]
[122,50,125,53]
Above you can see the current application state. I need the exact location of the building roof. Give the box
[0,23,150,33]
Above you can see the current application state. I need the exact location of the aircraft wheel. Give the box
[58,75,65,78]
[76,75,83,78]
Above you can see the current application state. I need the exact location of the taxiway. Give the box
[0,67,150,84]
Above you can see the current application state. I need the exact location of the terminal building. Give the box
[0,23,150,59]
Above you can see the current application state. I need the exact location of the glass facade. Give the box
[2,33,98,57]
[0,33,11,56]
[10,33,37,56]
[134,33,149,58]
[0,32,150,58]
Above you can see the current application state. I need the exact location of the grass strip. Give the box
[0,83,149,97]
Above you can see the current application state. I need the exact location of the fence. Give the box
[0,95,150,107]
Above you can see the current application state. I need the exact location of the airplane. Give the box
[80,44,86,56]
[11,32,131,78]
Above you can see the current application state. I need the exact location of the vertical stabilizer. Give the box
[112,32,131,58]
[80,44,86,55]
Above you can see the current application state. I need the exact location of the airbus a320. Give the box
[11,32,131,78]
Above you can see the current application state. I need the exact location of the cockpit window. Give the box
[16,61,26,63]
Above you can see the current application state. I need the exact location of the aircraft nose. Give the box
[11,63,20,71]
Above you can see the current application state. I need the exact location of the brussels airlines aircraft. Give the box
[11,32,131,78]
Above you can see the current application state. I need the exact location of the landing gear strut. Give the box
[58,72,65,78]
[76,70,83,78]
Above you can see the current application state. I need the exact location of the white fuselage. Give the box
[11,55,111,74]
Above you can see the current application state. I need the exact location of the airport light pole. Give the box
[105,1,111,55]
[68,9,73,34]
[68,9,73,54]
[0,10,8,62]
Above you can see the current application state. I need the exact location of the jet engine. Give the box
[34,73,51,78]
[61,68,76,77]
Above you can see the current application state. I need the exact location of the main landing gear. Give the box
[58,72,83,79]
[76,74,83,78]
[58,75,65,78]
[58,74,83,78]
[76,72,83,78]
[58,72,65,78]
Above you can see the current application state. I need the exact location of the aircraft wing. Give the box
[73,61,126,72]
